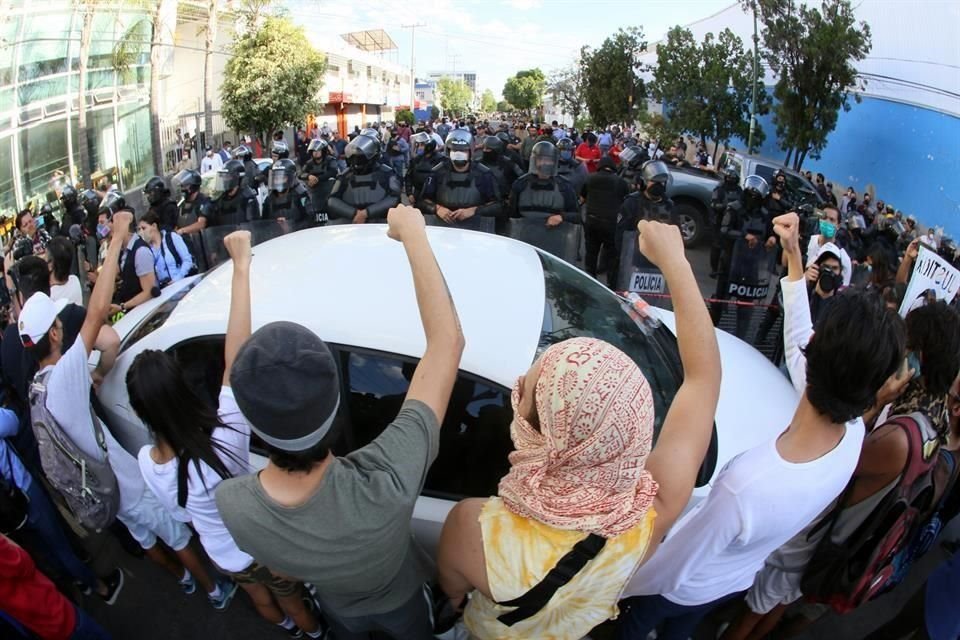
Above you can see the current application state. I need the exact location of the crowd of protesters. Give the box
[0,111,958,640]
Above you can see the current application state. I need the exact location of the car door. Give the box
[165,337,514,558]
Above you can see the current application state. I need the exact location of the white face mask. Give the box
[450,151,470,163]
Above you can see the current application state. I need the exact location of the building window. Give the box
[117,102,151,189]
[0,136,17,217]
[18,117,69,208]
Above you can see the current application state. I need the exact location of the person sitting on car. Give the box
[136,212,194,288]
[616,213,906,640]
[437,221,722,640]
[215,205,464,640]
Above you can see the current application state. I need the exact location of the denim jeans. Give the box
[616,592,743,640]
[25,481,98,590]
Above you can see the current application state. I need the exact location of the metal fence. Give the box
[159,111,231,174]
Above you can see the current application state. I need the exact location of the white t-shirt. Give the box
[625,275,865,606]
[805,236,853,287]
[43,340,145,512]
[51,275,83,307]
[138,387,254,572]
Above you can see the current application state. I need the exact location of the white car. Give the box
[98,225,798,554]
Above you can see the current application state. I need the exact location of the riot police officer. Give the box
[210,160,260,226]
[614,160,675,287]
[233,144,259,190]
[497,130,524,167]
[261,158,309,225]
[270,140,290,162]
[507,141,580,224]
[420,130,501,226]
[326,134,401,224]
[766,168,792,216]
[710,165,743,276]
[59,184,87,232]
[298,139,338,224]
[479,135,522,199]
[406,131,443,208]
[144,176,179,231]
[711,175,772,332]
[556,137,587,197]
[617,143,650,190]
[37,203,59,237]
[173,169,212,235]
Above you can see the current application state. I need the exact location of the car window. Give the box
[119,276,206,354]
[338,348,514,501]
[753,164,775,183]
[537,252,717,485]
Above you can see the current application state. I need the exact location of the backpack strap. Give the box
[495,533,606,627]
[163,230,183,268]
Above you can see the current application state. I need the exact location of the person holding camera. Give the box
[136,211,194,288]
[13,210,51,258]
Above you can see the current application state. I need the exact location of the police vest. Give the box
[410,155,439,193]
[436,167,487,210]
[115,237,150,305]
[267,185,307,222]
[517,179,565,220]
[342,167,390,209]
[177,194,210,228]
[215,188,257,226]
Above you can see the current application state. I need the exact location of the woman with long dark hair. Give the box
[128,231,324,637]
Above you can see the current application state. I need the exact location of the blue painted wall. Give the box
[732,96,960,236]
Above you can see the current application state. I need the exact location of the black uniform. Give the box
[210,187,260,226]
[618,150,650,188]
[262,183,310,224]
[710,183,743,274]
[177,193,212,229]
[242,159,260,191]
[482,155,523,202]
[507,174,580,223]
[299,156,339,220]
[582,170,630,286]
[557,158,587,197]
[149,197,180,232]
[61,202,87,232]
[614,193,675,288]
[420,163,503,223]
[406,152,443,203]
[711,199,771,336]
[326,165,401,223]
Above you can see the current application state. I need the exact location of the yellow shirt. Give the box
[464,497,656,640]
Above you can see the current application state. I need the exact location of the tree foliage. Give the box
[580,28,646,127]
[547,62,586,124]
[496,100,514,113]
[395,108,414,125]
[651,26,767,157]
[437,77,472,117]
[480,89,497,114]
[221,16,325,140]
[502,68,546,113]
[750,0,871,169]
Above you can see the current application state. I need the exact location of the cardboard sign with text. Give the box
[899,246,960,317]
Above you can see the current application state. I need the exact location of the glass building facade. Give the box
[0,1,153,219]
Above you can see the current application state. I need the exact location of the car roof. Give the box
[162,225,547,387]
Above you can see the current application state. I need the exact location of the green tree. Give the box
[548,62,586,124]
[651,26,767,159]
[496,100,514,113]
[437,77,471,117]
[429,105,440,120]
[221,16,326,144]
[480,89,497,114]
[395,108,414,125]
[580,28,646,127]
[502,68,546,113]
[749,0,871,169]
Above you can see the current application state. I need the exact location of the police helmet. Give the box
[307,138,329,155]
[144,176,169,205]
[39,202,53,217]
[483,135,504,154]
[772,168,787,187]
[232,144,253,162]
[411,131,437,155]
[60,184,78,207]
[345,134,381,173]
[359,127,381,142]
[445,129,473,153]
[722,165,740,184]
[529,141,559,179]
[742,175,770,207]
[495,131,512,146]
[268,158,297,192]
[173,169,202,198]
[217,159,246,193]
[98,190,128,217]
[271,140,290,159]
[640,160,672,188]
[79,189,100,211]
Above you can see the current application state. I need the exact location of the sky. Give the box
[283,0,737,100]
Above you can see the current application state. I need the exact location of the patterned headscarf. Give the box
[498,337,659,538]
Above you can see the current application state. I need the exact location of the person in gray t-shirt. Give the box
[215,205,465,640]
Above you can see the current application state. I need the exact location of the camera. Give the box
[796,203,821,238]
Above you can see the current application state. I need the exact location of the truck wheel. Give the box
[674,202,705,247]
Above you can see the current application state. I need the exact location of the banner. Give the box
[899,245,960,317]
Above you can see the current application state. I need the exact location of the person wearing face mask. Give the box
[405,131,443,209]
[613,160,675,288]
[144,176,179,232]
[297,139,338,224]
[173,169,212,236]
[507,141,580,228]
[710,166,743,277]
[479,135,522,207]
[805,205,852,287]
[137,211,194,287]
[326,133,401,224]
[804,244,844,325]
[765,168,793,218]
[261,159,310,226]
[210,160,261,226]
[419,130,502,226]
[581,157,630,287]
[555,137,587,197]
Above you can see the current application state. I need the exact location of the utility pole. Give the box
[748,4,759,153]
[401,22,425,112]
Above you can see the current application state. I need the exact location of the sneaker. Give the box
[208,579,238,611]
[99,568,124,606]
[75,581,92,596]
[179,572,197,595]
[286,626,304,639]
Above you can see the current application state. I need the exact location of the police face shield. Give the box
[268,167,293,192]
[618,146,639,166]
[172,170,196,199]
[529,147,558,179]
[307,139,327,157]
[215,169,240,193]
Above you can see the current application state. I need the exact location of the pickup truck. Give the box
[666,151,824,247]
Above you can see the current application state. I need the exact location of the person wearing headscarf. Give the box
[437,221,722,639]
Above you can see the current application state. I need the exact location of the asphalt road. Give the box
[64,242,935,640]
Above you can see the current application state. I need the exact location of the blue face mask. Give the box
[415,148,424,156]
[560,150,573,161]
[819,220,837,239]
[96,223,110,239]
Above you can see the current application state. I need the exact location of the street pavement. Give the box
[65,242,934,640]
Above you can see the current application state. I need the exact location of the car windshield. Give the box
[118,276,206,354]
[538,252,682,440]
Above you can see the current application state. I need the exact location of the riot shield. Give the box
[726,238,776,301]
[178,232,210,274]
[199,219,301,270]
[423,214,496,234]
[617,230,667,295]
[505,218,580,263]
